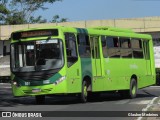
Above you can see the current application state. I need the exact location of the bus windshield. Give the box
[11,39,64,72]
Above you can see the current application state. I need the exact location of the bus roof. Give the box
[11,26,152,40]
[90,26,134,33]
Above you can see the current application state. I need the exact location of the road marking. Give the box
[137,97,158,120]
[91,99,154,105]
[89,102,105,105]
[115,100,130,104]
[129,100,151,105]
[149,86,160,88]
[116,100,151,105]
[142,97,158,111]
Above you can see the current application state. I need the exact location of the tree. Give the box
[52,15,60,23]
[59,18,68,22]
[0,0,10,24]
[10,0,62,23]
[5,11,27,24]
[29,16,47,24]
[51,15,68,23]
[0,0,67,25]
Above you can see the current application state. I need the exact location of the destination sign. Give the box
[21,30,52,38]
[12,29,58,40]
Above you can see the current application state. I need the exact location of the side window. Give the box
[120,38,131,48]
[65,33,78,67]
[107,37,119,48]
[131,39,143,58]
[106,37,120,58]
[143,40,150,60]
[120,38,132,58]
[77,34,90,57]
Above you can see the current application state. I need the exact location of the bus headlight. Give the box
[53,76,66,85]
[12,81,20,87]
[13,81,17,86]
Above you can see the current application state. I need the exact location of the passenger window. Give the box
[120,38,132,58]
[65,33,78,67]
[77,34,90,57]
[131,39,143,58]
[120,38,131,48]
[106,37,120,58]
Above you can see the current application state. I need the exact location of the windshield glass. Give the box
[11,39,64,72]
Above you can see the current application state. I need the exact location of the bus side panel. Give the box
[102,58,155,91]
[66,59,82,93]
[138,40,156,88]
[102,58,132,91]
[131,59,149,88]
[150,40,156,86]
[91,60,104,92]
[81,58,92,80]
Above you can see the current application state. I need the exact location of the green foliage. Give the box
[0,0,10,23]
[29,16,47,24]
[59,18,68,22]
[0,0,68,25]
[51,15,68,23]
[0,4,9,14]
[5,12,27,24]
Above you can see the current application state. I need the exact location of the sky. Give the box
[36,0,160,22]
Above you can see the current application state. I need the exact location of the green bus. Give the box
[10,26,155,104]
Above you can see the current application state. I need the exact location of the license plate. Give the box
[32,88,41,93]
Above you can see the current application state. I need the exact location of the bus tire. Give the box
[129,78,137,99]
[80,81,88,103]
[35,95,45,104]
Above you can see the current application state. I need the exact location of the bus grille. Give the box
[13,69,60,81]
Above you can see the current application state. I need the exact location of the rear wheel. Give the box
[129,78,137,99]
[119,78,137,99]
[35,95,45,104]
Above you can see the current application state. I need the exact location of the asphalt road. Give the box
[0,83,160,120]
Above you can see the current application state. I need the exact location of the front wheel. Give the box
[80,81,88,103]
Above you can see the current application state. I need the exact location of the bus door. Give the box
[143,40,152,75]
[65,33,81,92]
[91,36,102,77]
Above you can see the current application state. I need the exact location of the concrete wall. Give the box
[1,16,160,40]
